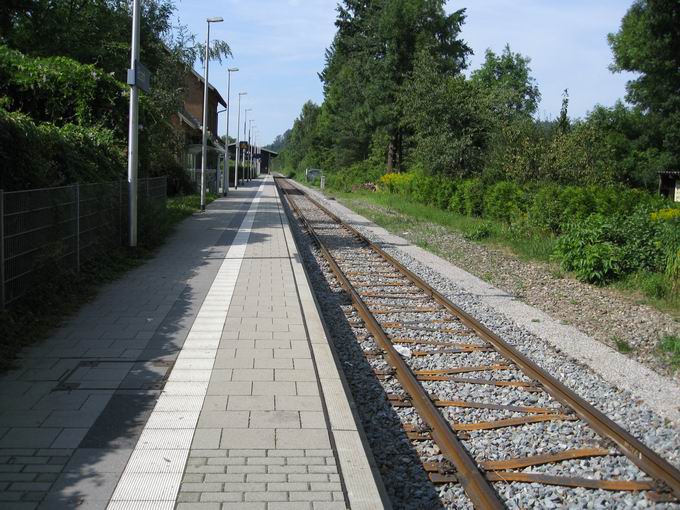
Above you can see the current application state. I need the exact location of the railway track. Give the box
[274,175,680,508]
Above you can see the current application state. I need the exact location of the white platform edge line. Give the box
[107,179,267,507]
[276,186,391,510]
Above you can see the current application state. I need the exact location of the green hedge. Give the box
[324,161,384,192]
[0,107,125,190]
[0,44,128,132]
[374,171,677,289]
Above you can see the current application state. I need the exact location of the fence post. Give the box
[74,183,80,274]
[0,189,5,310]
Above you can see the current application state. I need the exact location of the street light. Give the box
[243,108,252,185]
[248,120,255,181]
[223,67,238,196]
[251,129,257,180]
[200,16,224,212]
[235,92,247,190]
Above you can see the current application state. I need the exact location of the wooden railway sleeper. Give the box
[276,178,680,504]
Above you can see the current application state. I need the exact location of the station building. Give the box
[170,68,227,191]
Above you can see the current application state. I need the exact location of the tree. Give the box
[470,44,541,118]
[266,130,291,153]
[402,50,491,177]
[608,0,680,165]
[281,101,325,171]
[320,0,471,172]
[0,0,232,183]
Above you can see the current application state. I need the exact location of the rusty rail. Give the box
[275,177,504,508]
[274,176,680,503]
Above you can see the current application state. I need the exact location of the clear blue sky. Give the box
[173,0,636,146]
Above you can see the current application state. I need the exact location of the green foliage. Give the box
[280,101,327,172]
[403,50,490,177]
[0,44,128,131]
[484,181,525,224]
[526,184,662,234]
[554,207,673,285]
[410,174,436,205]
[470,44,541,117]
[1,1,234,191]
[659,335,680,368]
[609,0,680,168]
[449,179,485,217]
[319,0,471,171]
[325,160,384,192]
[274,0,680,201]
[433,176,457,210]
[0,107,125,190]
[554,215,623,285]
[464,222,493,241]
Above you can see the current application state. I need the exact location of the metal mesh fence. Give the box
[0,177,167,308]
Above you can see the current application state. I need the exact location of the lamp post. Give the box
[217,106,228,195]
[235,92,247,190]
[200,16,224,212]
[127,0,141,246]
[255,129,262,177]
[243,108,252,185]
[252,130,258,179]
[248,120,255,181]
[223,67,238,196]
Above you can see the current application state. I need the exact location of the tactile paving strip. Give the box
[107,181,266,508]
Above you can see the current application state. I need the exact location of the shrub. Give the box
[526,184,564,233]
[554,207,672,285]
[0,107,125,190]
[411,174,436,205]
[456,179,484,216]
[378,173,416,195]
[484,181,526,223]
[449,179,485,216]
[651,207,680,222]
[612,209,665,274]
[0,44,127,132]
[326,161,383,192]
[554,215,623,284]
[433,176,457,210]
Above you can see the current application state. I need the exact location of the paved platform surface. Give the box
[0,176,386,510]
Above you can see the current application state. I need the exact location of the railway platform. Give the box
[0,176,386,510]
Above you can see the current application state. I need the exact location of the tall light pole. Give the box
[223,67,238,196]
[243,108,252,185]
[255,129,262,177]
[217,106,228,195]
[200,16,224,212]
[248,120,255,181]
[235,92,247,190]
[251,129,257,179]
[127,0,141,247]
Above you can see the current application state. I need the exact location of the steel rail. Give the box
[275,177,505,509]
[277,176,680,501]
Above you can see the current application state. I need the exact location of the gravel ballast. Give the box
[279,179,680,509]
[340,195,680,383]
